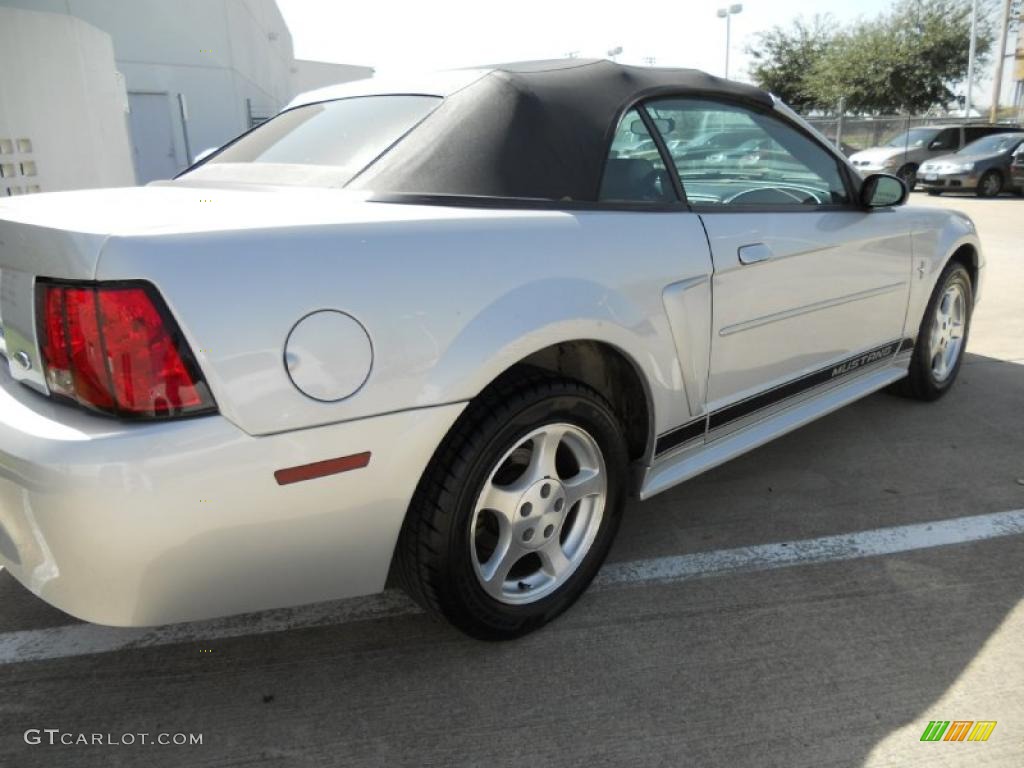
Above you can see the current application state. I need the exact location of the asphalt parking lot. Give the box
[1,193,1023,767]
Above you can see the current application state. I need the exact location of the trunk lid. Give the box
[0,183,376,393]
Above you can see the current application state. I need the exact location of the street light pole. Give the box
[989,0,1013,121]
[965,0,978,117]
[717,4,743,80]
[725,12,732,78]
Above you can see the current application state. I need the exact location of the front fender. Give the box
[908,206,983,335]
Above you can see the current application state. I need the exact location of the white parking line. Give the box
[1,508,1023,665]
[0,590,421,667]
[595,508,1024,587]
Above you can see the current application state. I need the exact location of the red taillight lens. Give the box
[37,282,215,419]
[65,287,116,410]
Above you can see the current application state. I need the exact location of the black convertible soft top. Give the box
[347,59,775,202]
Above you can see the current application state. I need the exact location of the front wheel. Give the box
[397,373,628,640]
[897,163,918,190]
[977,170,1003,198]
[892,261,973,401]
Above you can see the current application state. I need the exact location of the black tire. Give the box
[927,190,942,196]
[891,261,973,401]
[977,170,1003,198]
[396,371,629,640]
[897,164,918,190]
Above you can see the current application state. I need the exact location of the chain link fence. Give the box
[802,114,1023,155]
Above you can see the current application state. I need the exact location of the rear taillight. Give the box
[36,281,215,419]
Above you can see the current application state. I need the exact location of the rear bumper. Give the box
[0,365,463,626]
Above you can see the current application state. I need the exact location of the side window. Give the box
[931,128,960,150]
[643,99,850,208]
[964,126,985,143]
[599,109,678,203]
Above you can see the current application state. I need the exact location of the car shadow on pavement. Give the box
[0,353,1022,767]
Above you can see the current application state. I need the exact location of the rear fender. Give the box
[422,277,692,443]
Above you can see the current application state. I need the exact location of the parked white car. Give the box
[0,61,982,639]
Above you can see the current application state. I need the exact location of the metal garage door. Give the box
[128,92,180,184]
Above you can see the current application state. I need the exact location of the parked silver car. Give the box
[0,61,982,639]
[849,123,1013,189]
[919,132,1024,197]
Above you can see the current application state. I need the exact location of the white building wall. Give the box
[0,0,298,182]
[0,7,135,193]
[291,59,375,96]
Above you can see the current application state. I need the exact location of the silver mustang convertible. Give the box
[0,61,981,639]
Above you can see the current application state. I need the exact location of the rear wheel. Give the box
[892,261,972,401]
[977,170,1003,198]
[397,372,628,640]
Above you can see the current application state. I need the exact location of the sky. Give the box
[277,0,1018,107]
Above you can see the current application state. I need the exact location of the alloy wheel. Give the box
[929,282,966,382]
[980,172,1002,197]
[898,165,917,190]
[469,423,607,605]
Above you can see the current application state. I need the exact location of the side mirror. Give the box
[861,173,907,208]
[927,139,946,150]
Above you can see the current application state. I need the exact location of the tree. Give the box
[746,16,834,112]
[812,0,995,113]
[746,0,997,114]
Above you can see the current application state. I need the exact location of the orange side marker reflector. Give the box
[274,451,371,486]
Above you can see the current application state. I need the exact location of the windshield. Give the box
[958,133,1024,155]
[885,128,938,148]
[184,95,441,186]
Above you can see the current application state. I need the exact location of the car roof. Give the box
[291,59,775,202]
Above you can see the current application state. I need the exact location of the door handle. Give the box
[738,243,773,265]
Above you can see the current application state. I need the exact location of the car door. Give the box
[645,98,913,430]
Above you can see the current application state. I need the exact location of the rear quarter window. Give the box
[186,95,441,187]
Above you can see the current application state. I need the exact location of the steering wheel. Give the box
[725,187,824,205]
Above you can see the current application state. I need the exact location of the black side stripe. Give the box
[654,416,706,456]
[654,338,913,457]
